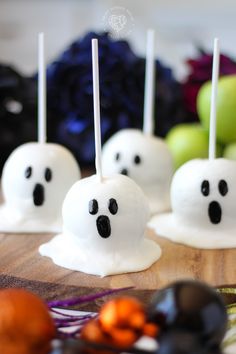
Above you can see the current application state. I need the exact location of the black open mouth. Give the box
[120,168,128,176]
[208,201,222,224]
[33,183,45,207]
[96,215,111,238]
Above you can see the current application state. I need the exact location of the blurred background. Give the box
[1,0,236,170]
[1,0,236,79]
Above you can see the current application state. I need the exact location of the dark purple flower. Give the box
[0,64,37,171]
[183,51,236,114]
[47,31,187,166]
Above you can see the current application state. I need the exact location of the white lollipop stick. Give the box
[38,32,47,143]
[143,29,156,136]
[92,39,103,182]
[209,38,220,160]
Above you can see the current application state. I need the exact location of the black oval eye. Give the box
[219,180,228,196]
[134,155,141,164]
[45,168,52,182]
[108,198,118,215]
[25,166,32,179]
[201,180,210,196]
[89,199,98,215]
[115,152,120,161]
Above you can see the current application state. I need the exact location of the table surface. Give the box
[0,228,235,310]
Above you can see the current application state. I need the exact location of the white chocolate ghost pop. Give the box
[102,29,173,215]
[150,38,236,249]
[39,38,161,276]
[0,33,80,233]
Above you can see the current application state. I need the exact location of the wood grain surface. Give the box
[0,229,235,309]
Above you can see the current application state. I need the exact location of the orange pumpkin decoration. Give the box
[81,296,159,349]
[0,288,56,354]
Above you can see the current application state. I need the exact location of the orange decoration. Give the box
[100,297,146,332]
[80,319,114,354]
[81,296,159,349]
[0,288,56,354]
[143,322,159,338]
[81,318,107,344]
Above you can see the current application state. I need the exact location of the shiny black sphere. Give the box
[147,280,227,347]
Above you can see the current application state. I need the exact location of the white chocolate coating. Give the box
[39,174,161,276]
[102,129,173,215]
[0,142,80,233]
[149,158,236,249]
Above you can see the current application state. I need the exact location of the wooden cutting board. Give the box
[0,229,235,310]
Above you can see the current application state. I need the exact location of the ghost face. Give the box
[102,129,173,213]
[171,158,236,229]
[2,142,80,218]
[62,174,150,252]
[39,173,162,275]
[102,129,173,184]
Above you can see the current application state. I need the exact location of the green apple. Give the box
[223,143,236,160]
[166,123,222,170]
[197,75,236,144]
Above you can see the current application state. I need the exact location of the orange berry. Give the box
[81,319,115,354]
[99,300,117,330]
[143,322,159,338]
[128,311,146,330]
[100,297,145,330]
[109,328,137,347]
[81,319,107,344]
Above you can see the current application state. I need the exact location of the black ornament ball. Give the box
[147,280,227,348]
